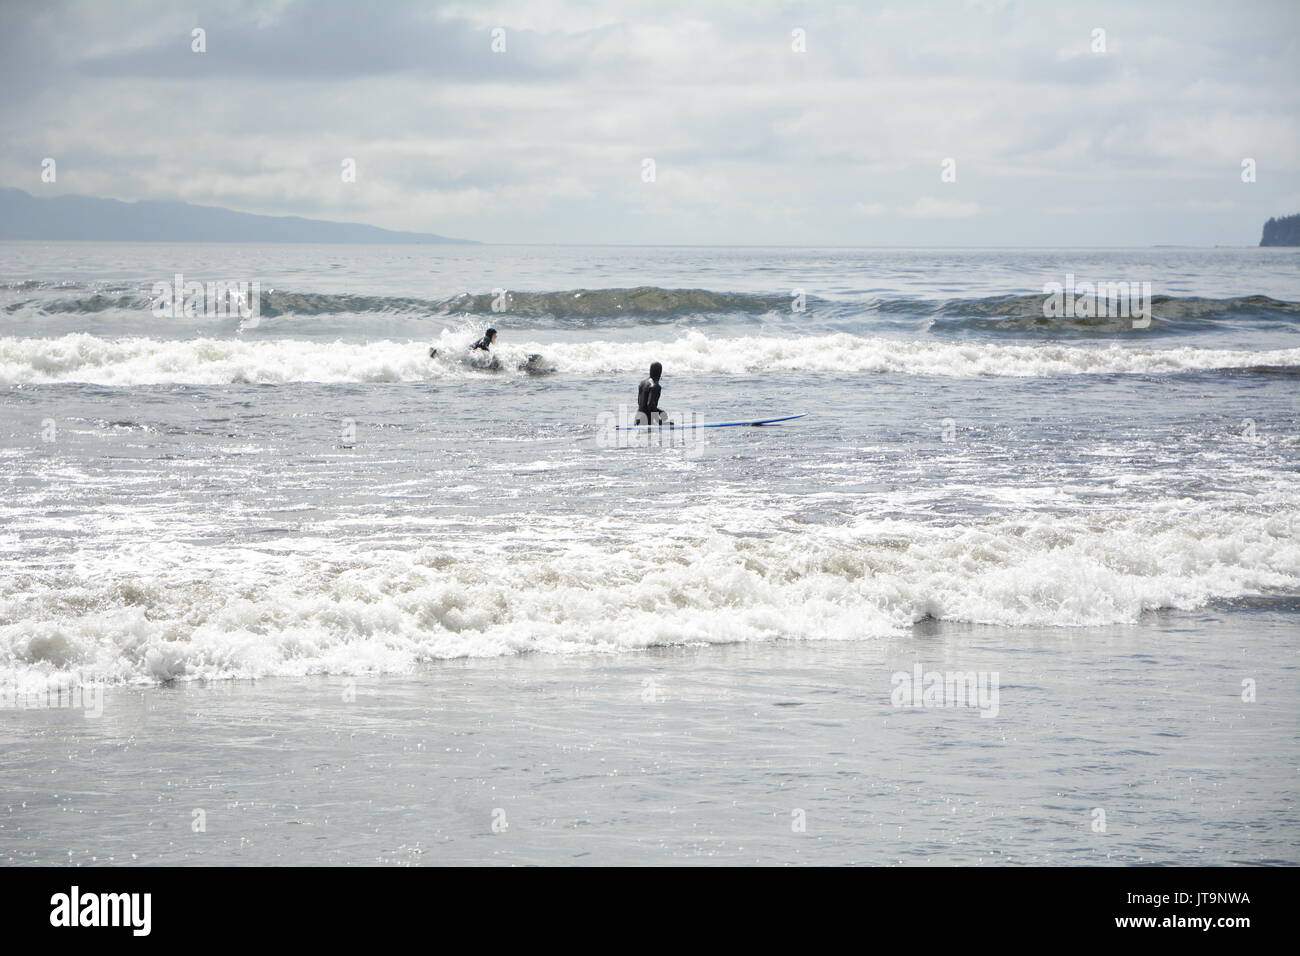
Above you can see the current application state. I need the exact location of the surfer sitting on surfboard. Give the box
[635,361,669,425]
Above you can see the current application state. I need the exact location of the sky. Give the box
[1,0,1297,245]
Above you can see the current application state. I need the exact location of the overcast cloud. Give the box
[1,0,1297,244]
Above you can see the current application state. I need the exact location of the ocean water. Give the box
[1,242,1297,865]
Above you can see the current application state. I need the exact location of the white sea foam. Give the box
[2,331,1297,385]
[2,500,1295,688]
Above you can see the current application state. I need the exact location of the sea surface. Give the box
[1,242,1297,865]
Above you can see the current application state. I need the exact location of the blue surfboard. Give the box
[615,413,806,431]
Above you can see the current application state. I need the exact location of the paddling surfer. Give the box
[431,327,498,361]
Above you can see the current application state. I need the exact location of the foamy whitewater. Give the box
[1,243,1298,689]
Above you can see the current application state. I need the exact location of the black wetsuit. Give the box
[636,376,665,424]
[470,335,493,351]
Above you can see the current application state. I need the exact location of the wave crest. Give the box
[3,331,1299,384]
[2,504,1294,686]
[6,284,1296,331]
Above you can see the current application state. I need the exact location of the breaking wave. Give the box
[2,501,1295,687]
[3,285,800,325]
[881,293,1300,333]
[4,283,1297,332]
[2,331,1298,384]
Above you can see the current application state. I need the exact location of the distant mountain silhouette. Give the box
[1260,213,1300,247]
[0,188,475,243]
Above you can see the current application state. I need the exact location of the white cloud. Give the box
[901,197,983,219]
[852,202,886,216]
[0,0,1296,244]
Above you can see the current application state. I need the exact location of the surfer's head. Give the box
[649,361,662,381]
[486,328,498,343]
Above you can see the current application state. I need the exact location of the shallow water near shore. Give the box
[3,606,1295,867]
